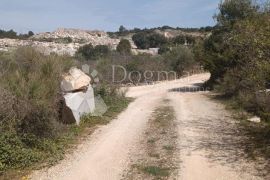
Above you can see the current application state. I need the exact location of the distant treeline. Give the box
[0,29,34,39]
[108,25,214,37]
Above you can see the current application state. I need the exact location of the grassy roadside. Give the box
[1,95,132,180]
[124,99,179,180]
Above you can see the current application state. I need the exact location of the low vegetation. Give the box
[0,47,131,178]
[76,43,110,60]
[33,37,73,44]
[132,32,167,49]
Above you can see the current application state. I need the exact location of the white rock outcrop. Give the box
[31,28,120,48]
[0,38,80,56]
[61,67,91,92]
[0,28,120,56]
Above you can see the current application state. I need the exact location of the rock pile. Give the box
[0,28,120,56]
[31,28,120,47]
[0,38,80,56]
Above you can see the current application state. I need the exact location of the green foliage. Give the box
[76,43,110,60]
[109,26,213,38]
[28,31,34,36]
[35,37,73,44]
[0,29,17,39]
[203,0,260,83]
[94,45,110,57]
[0,29,35,39]
[0,47,73,138]
[116,39,131,54]
[147,33,167,48]
[132,32,167,49]
[141,166,169,177]
[0,133,41,172]
[118,25,128,36]
[132,32,150,49]
[202,0,270,120]
[193,39,205,63]
[0,48,131,175]
[158,45,171,55]
[164,46,195,75]
[173,35,185,45]
[216,0,258,26]
[97,45,196,84]
[172,35,195,45]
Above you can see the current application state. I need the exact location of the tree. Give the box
[76,43,95,60]
[76,44,110,60]
[200,0,270,120]
[216,0,258,27]
[148,33,167,48]
[119,25,128,36]
[164,46,195,75]
[132,32,150,49]
[203,0,259,84]
[117,39,131,54]
[28,31,34,36]
[132,32,167,49]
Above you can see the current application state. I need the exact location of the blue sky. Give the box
[0,0,220,33]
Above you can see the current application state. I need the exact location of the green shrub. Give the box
[76,43,110,60]
[118,25,129,36]
[116,39,131,55]
[132,32,150,49]
[94,45,110,57]
[0,133,41,172]
[158,45,171,55]
[173,35,185,45]
[201,0,270,120]
[132,32,167,49]
[163,46,195,75]
[0,47,73,137]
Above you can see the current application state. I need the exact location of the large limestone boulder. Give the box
[62,85,95,125]
[60,67,95,125]
[61,67,91,92]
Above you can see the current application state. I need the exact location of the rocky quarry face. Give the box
[0,28,120,56]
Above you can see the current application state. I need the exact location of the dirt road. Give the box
[31,73,264,180]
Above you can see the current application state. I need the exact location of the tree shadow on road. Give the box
[169,85,270,178]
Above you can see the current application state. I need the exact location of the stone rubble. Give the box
[0,28,166,56]
[0,28,120,56]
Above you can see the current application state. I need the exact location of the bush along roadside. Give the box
[1,94,131,179]
[0,47,132,178]
[199,0,270,122]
